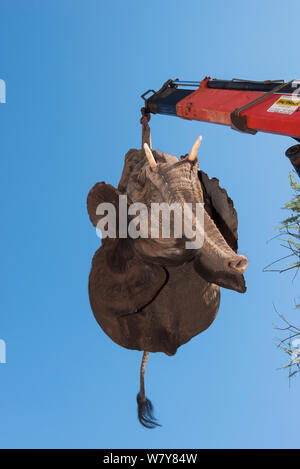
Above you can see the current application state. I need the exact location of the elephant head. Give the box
[87,132,247,428]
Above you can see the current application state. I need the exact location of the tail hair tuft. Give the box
[136,393,161,429]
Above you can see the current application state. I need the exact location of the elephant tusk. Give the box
[188,136,202,162]
[144,143,157,170]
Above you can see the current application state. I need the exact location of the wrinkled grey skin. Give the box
[87,140,247,356]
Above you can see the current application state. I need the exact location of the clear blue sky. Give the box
[0,0,299,449]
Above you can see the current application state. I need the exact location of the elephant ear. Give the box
[87,182,121,228]
[89,239,167,317]
[198,170,238,252]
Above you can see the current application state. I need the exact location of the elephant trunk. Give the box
[200,209,247,275]
[168,177,247,275]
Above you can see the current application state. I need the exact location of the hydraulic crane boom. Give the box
[141,77,300,176]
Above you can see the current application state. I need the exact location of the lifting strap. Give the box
[141,107,152,149]
[230,80,294,134]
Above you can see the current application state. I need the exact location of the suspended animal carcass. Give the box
[87,125,248,428]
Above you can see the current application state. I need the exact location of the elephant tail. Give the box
[136,351,160,429]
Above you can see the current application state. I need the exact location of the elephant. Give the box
[87,127,248,428]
